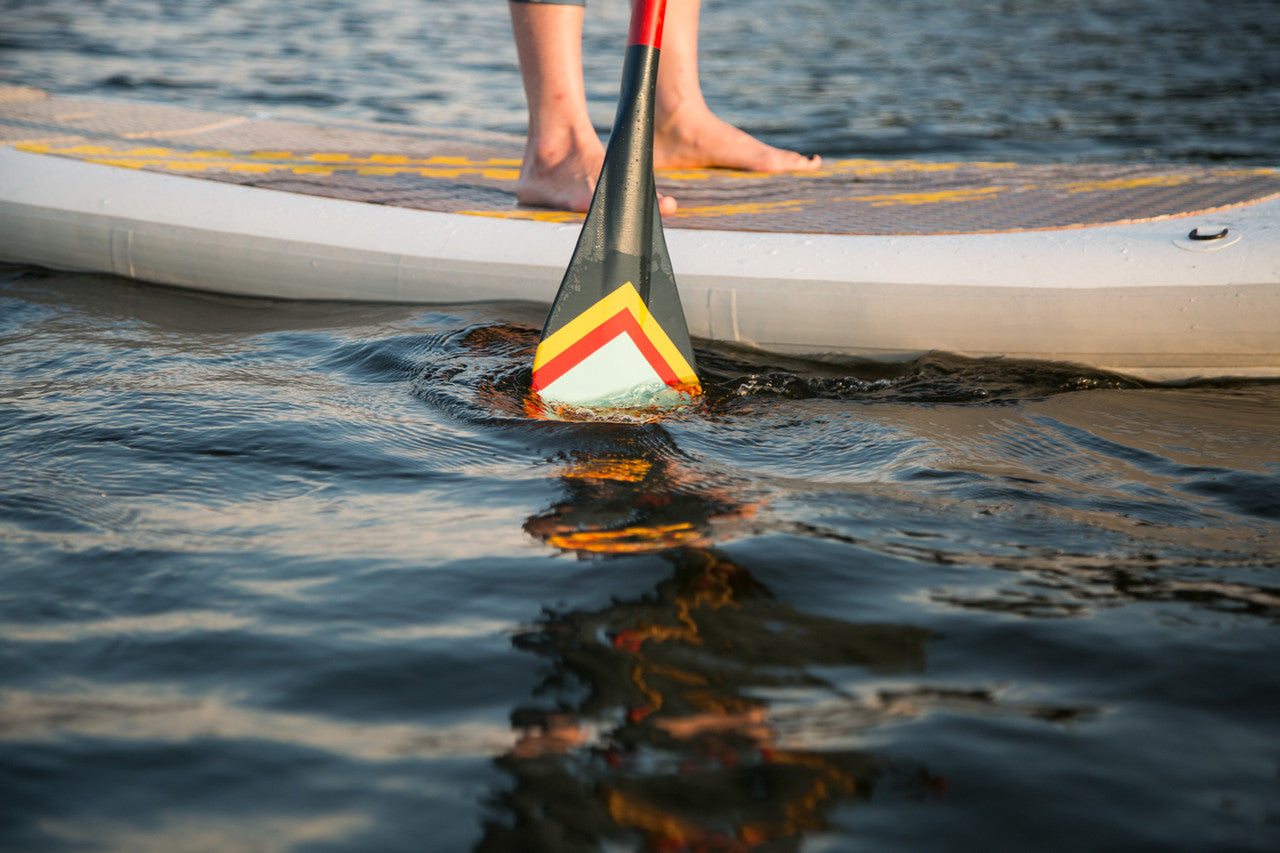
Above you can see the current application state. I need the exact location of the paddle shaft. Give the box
[595,0,665,298]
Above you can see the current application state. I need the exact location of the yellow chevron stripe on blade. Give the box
[533,282,697,385]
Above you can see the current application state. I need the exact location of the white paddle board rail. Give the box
[2,93,1279,383]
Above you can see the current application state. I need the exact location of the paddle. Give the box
[530,0,701,411]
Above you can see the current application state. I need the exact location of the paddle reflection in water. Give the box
[477,432,999,851]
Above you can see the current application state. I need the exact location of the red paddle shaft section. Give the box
[628,0,667,48]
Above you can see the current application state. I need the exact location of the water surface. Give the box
[3,0,1279,162]
[3,264,1278,851]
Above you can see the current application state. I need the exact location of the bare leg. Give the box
[508,2,610,213]
[654,0,819,172]
[508,0,814,213]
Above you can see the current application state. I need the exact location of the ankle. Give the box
[655,90,709,136]
[526,123,600,167]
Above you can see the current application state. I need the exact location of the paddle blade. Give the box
[531,0,700,411]
[532,200,699,408]
[532,279,699,407]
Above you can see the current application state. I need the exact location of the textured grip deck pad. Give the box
[4,88,1278,236]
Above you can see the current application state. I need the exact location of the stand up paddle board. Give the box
[2,86,1278,382]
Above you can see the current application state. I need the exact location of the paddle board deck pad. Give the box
[2,86,1278,382]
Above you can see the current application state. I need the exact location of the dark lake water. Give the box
[3,1,1280,851]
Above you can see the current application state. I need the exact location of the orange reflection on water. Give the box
[526,442,756,557]
[563,457,653,482]
[492,445,929,851]
[544,522,705,554]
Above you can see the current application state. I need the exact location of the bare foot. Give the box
[654,103,820,173]
[515,129,603,213]
[516,130,678,214]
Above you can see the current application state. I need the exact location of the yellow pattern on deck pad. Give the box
[3,88,1278,235]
